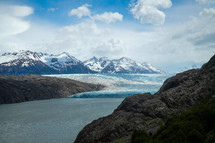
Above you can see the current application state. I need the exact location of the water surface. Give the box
[0,74,171,143]
[0,98,123,143]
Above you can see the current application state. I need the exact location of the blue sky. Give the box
[0,0,215,72]
[0,0,201,25]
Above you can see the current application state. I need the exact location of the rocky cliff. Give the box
[0,75,104,104]
[74,54,215,143]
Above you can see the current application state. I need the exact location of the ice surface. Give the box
[47,74,171,98]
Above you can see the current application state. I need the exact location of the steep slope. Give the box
[131,100,215,143]
[0,51,162,75]
[0,74,104,104]
[83,57,111,72]
[84,57,162,74]
[0,50,95,75]
[74,54,215,143]
[41,52,80,70]
[0,50,57,75]
[0,58,58,75]
[41,52,95,74]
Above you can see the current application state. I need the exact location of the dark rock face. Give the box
[57,64,97,74]
[74,54,215,143]
[0,75,104,104]
[0,51,98,76]
[0,60,96,76]
[0,59,58,76]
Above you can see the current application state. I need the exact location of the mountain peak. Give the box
[83,56,110,72]
[60,52,71,57]
[0,50,96,75]
[89,56,99,61]
[0,51,163,75]
[119,57,130,60]
[84,56,162,74]
[99,57,109,61]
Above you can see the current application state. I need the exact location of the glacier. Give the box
[47,74,171,98]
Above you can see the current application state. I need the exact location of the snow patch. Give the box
[84,56,162,74]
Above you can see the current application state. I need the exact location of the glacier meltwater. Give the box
[47,74,171,98]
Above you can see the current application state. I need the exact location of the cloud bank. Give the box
[0,5,33,37]
[93,39,125,57]
[45,21,126,58]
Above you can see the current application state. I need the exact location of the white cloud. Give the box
[58,21,109,37]
[0,16,30,37]
[93,39,125,57]
[0,5,33,38]
[149,7,215,71]
[48,8,59,12]
[173,8,215,48]
[68,4,91,18]
[69,4,123,24]
[199,8,215,17]
[92,12,123,24]
[41,21,127,59]
[0,5,33,17]
[46,21,109,56]
[196,0,215,4]
[130,0,172,25]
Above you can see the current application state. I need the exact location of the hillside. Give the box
[0,74,104,104]
[131,99,215,143]
[0,50,96,75]
[74,54,215,143]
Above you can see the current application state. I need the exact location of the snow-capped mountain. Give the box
[0,50,162,75]
[40,52,80,70]
[0,50,95,75]
[0,50,45,66]
[84,57,162,74]
[83,57,111,72]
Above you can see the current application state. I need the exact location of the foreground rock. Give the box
[0,75,104,104]
[75,54,215,143]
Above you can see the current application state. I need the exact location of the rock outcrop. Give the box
[0,75,104,104]
[75,54,215,143]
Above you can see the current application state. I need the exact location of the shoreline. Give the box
[0,74,104,104]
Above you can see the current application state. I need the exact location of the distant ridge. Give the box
[84,56,162,74]
[0,50,162,75]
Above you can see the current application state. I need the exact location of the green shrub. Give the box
[131,130,150,143]
[131,100,215,143]
[188,129,204,143]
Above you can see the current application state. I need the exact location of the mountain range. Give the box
[0,50,162,75]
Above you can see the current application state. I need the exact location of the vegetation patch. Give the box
[131,99,215,143]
